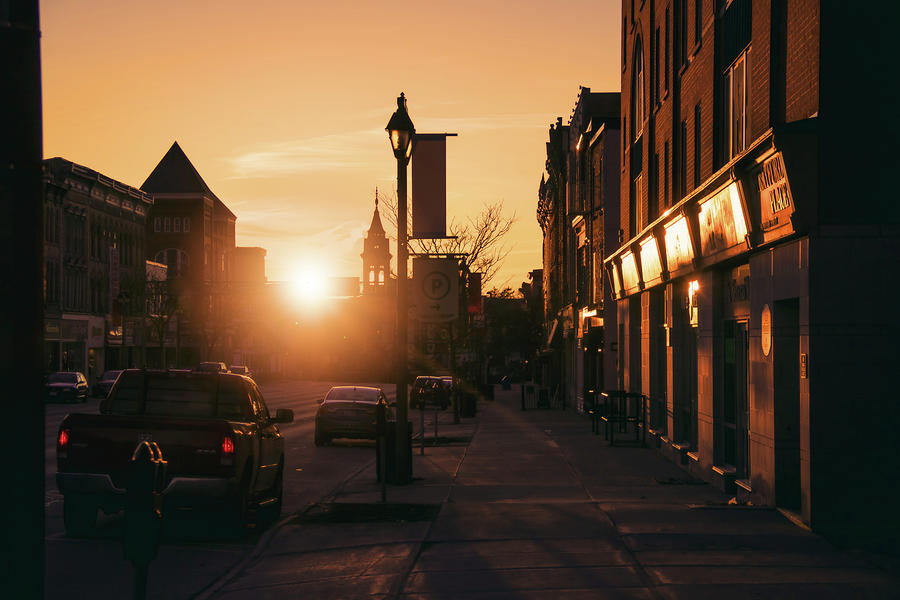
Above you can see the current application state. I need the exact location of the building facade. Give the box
[42,158,154,381]
[141,141,238,366]
[538,89,621,412]
[608,0,899,542]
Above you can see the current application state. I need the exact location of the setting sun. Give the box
[289,265,330,304]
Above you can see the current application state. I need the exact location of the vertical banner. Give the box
[412,134,448,238]
[467,272,482,313]
[413,257,459,322]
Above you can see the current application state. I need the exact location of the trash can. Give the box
[376,421,412,484]
[461,391,477,417]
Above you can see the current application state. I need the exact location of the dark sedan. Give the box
[91,369,122,398]
[314,386,393,446]
[46,371,88,403]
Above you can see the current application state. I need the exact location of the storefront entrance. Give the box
[721,320,750,477]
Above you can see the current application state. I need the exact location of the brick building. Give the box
[606,0,899,543]
[42,158,155,381]
[538,89,621,411]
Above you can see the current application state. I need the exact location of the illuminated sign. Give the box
[607,263,621,297]
[664,216,694,272]
[639,236,663,284]
[757,153,794,229]
[621,251,640,291]
[698,182,747,256]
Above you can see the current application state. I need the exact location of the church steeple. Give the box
[361,189,391,294]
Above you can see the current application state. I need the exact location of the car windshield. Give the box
[325,388,380,403]
[101,370,122,381]
[48,373,77,383]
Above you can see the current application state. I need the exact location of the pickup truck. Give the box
[56,368,293,538]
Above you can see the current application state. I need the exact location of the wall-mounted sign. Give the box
[761,304,772,356]
[757,153,794,230]
[698,181,748,256]
[621,251,640,291]
[413,257,459,322]
[639,236,663,284]
[664,215,694,272]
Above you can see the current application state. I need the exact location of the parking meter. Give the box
[123,441,166,567]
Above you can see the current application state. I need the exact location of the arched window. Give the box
[369,269,376,284]
[632,37,644,141]
[154,248,189,278]
[378,269,385,284]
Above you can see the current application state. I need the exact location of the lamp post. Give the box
[386,92,415,484]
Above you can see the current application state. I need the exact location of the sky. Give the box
[41,0,621,291]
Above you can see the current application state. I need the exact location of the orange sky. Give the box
[41,0,621,290]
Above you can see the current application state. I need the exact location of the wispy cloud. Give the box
[225,113,548,178]
[226,128,384,178]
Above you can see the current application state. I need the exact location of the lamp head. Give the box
[386,92,415,161]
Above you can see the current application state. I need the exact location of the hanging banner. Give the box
[467,272,482,314]
[413,257,459,322]
[412,134,452,238]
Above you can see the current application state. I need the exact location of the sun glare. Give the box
[290,265,329,304]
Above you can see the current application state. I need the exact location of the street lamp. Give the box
[386,92,415,484]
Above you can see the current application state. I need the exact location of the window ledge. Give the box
[735,478,752,493]
[712,465,736,476]
[686,451,700,463]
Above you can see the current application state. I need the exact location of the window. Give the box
[679,120,687,198]
[654,26,660,104]
[164,217,170,233]
[174,217,181,232]
[665,7,670,91]
[694,103,702,187]
[369,269,375,284]
[680,0,687,67]
[183,217,190,232]
[630,173,644,237]
[652,152,660,220]
[695,0,702,47]
[726,51,749,159]
[632,38,644,141]
[378,269,385,284]
[664,140,670,207]
[154,217,160,232]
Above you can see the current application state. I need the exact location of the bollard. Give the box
[123,441,166,600]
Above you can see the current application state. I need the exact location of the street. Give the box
[43,379,395,599]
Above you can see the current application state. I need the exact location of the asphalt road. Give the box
[43,378,396,599]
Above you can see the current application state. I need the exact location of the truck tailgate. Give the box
[58,413,239,486]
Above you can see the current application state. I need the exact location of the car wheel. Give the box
[314,428,330,447]
[63,495,97,538]
[224,474,250,539]
[257,460,283,525]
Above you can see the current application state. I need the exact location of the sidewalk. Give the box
[202,387,899,599]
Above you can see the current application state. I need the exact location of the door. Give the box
[774,299,801,510]
[722,320,749,476]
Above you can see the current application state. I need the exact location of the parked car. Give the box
[229,365,252,378]
[56,368,293,537]
[92,370,122,398]
[195,361,228,373]
[46,371,88,403]
[411,375,448,410]
[314,386,393,446]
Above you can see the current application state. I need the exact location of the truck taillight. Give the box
[57,428,70,459]
[221,435,234,465]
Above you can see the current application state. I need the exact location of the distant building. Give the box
[232,246,267,284]
[538,89,621,411]
[42,157,154,380]
[361,192,392,296]
[141,141,238,366]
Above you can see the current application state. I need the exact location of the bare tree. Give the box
[378,190,516,287]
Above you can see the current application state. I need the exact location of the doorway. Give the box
[774,299,801,511]
[721,320,750,477]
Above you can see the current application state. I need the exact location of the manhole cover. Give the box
[294,503,441,524]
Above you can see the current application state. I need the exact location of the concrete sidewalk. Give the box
[202,387,899,599]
